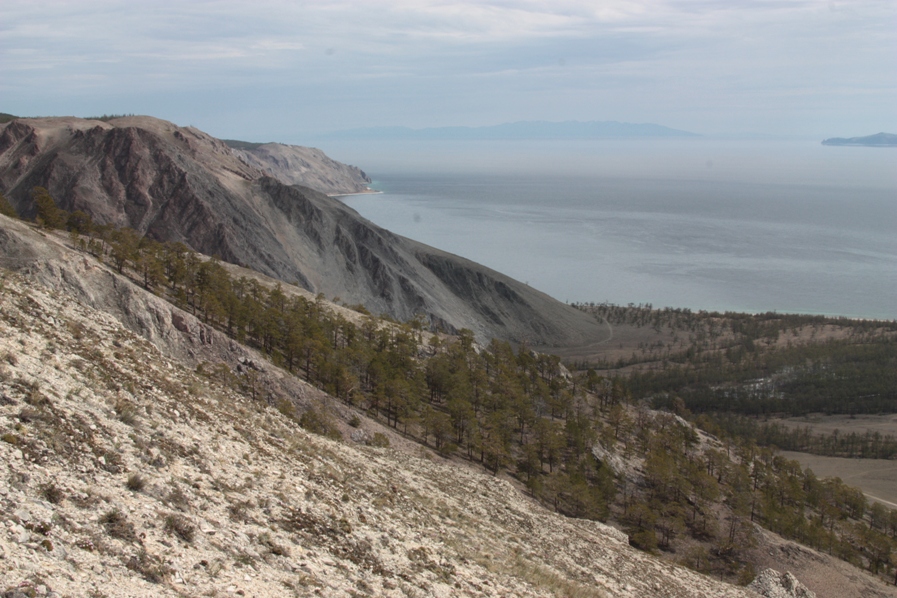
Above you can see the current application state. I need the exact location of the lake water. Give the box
[322,139,897,320]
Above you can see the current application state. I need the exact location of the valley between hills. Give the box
[1,115,896,598]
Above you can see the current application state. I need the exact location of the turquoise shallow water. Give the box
[327,139,897,320]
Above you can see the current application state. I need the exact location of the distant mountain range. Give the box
[322,120,699,141]
[821,132,897,147]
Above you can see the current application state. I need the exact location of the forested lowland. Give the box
[704,414,897,460]
[12,187,897,585]
[575,302,897,417]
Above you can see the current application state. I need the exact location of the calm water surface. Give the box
[325,139,897,319]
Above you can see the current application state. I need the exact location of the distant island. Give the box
[821,132,897,147]
[323,120,699,141]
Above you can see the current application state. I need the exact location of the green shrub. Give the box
[32,187,67,229]
[371,432,390,448]
[629,528,658,552]
[0,192,17,219]
[276,398,297,419]
[299,407,342,440]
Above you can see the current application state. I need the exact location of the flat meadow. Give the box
[777,415,897,507]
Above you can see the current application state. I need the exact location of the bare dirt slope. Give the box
[0,215,328,412]
[0,243,762,598]
[749,529,897,598]
[0,117,608,349]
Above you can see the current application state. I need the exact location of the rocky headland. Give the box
[224,140,372,196]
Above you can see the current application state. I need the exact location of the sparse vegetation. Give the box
[298,406,342,440]
[6,191,897,591]
[40,482,65,504]
[126,549,169,583]
[114,399,139,426]
[85,113,135,122]
[126,473,146,492]
[99,509,137,543]
[0,191,17,218]
[164,485,190,510]
[371,432,390,448]
[163,513,195,543]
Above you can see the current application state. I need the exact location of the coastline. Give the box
[329,188,383,198]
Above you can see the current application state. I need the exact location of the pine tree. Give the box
[32,187,67,229]
[0,191,17,218]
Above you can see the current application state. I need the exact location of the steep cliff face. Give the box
[0,116,609,348]
[226,140,371,195]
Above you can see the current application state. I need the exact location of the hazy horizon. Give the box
[339,138,897,320]
[316,137,897,187]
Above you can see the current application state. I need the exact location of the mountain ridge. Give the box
[0,115,610,349]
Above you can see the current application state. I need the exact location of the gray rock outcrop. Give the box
[749,569,816,598]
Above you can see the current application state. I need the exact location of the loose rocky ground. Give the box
[747,530,896,598]
[0,270,761,597]
[2,214,888,598]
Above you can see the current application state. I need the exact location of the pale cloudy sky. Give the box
[2,1,895,141]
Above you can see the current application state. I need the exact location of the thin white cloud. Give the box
[0,0,894,135]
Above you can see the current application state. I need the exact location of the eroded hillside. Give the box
[0,253,760,597]
[4,213,896,597]
[0,116,609,349]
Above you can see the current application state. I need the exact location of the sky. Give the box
[2,1,896,142]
